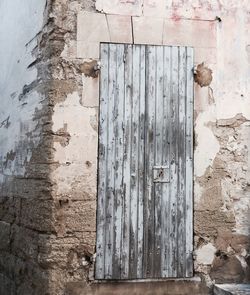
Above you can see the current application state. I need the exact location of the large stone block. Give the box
[4,177,52,200]
[77,41,100,59]
[163,19,216,48]
[0,196,20,224]
[55,200,96,235]
[19,199,55,232]
[133,16,164,45]
[11,225,39,261]
[77,12,109,43]
[14,259,49,295]
[0,221,11,251]
[37,235,79,268]
[211,255,245,283]
[107,15,132,44]
[77,12,110,59]
[0,273,16,295]
[194,210,235,237]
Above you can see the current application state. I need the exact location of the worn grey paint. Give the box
[96,43,194,280]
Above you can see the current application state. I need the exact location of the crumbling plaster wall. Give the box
[1,0,250,295]
[71,0,250,288]
[0,0,97,294]
[0,1,51,294]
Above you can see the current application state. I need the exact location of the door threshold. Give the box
[93,276,201,284]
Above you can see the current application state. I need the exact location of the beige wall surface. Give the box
[63,0,249,287]
[1,0,250,294]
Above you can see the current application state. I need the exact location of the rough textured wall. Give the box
[1,0,250,295]
[0,1,51,294]
[0,0,98,294]
[73,0,250,290]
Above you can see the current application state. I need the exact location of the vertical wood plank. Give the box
[121,44,133,279]
[129,45,140,278]
[104,43,117,279]
[112,44,125,279]
[177,47,187,277]
[154,45,164,278]
[185,47,194,277]
[95,43,109,280]
[137,45,146,279]
[161,46,171,277]
[143,45,156,278]
[169,46,179,277]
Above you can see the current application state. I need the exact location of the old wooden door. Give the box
[96,43,194,280]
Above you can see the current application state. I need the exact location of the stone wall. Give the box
[0,0,250,294]
[0,0,51,294]
[1,0,97,294]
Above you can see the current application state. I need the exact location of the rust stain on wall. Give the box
[80,60,100,78]
[194,62,213,87]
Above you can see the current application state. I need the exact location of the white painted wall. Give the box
[0,0,46,182]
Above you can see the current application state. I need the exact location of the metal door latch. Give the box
[153,166,170,183]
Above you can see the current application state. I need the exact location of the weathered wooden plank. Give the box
[104,43,117,279]
[185,47,194,277]
[137,45,146,279]
[121,44,133,279]
[177,47,187,277]
[169,46,179,277]
[161,46,171,277]
[154,45,164,278]
[112,44,125,279]
[143,45,156,278]
[95,43,109,280]
[129,45,140,278]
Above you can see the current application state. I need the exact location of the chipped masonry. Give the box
[0,0,250,294]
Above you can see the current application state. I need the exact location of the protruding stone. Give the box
[194,63,213,87]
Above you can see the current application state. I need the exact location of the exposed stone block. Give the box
[0,273,15,295]
[0,221,11,251]
[107,15,132,44]
[0,196,21,224]
[14,259,49,295]
[77,41,100,59]
[194,210,235,238]
[19,199,55,233]
[77,12,110,43]
[77,12,110,58]
[2,177,52,200]
[11,225,39,261]
[0,252,16,281]
[162,19,216,48]
[38,235,77,268]
[55,200,96,235]
[132,16,164,45]
[211,256,245,283]
[196,243,217,265]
